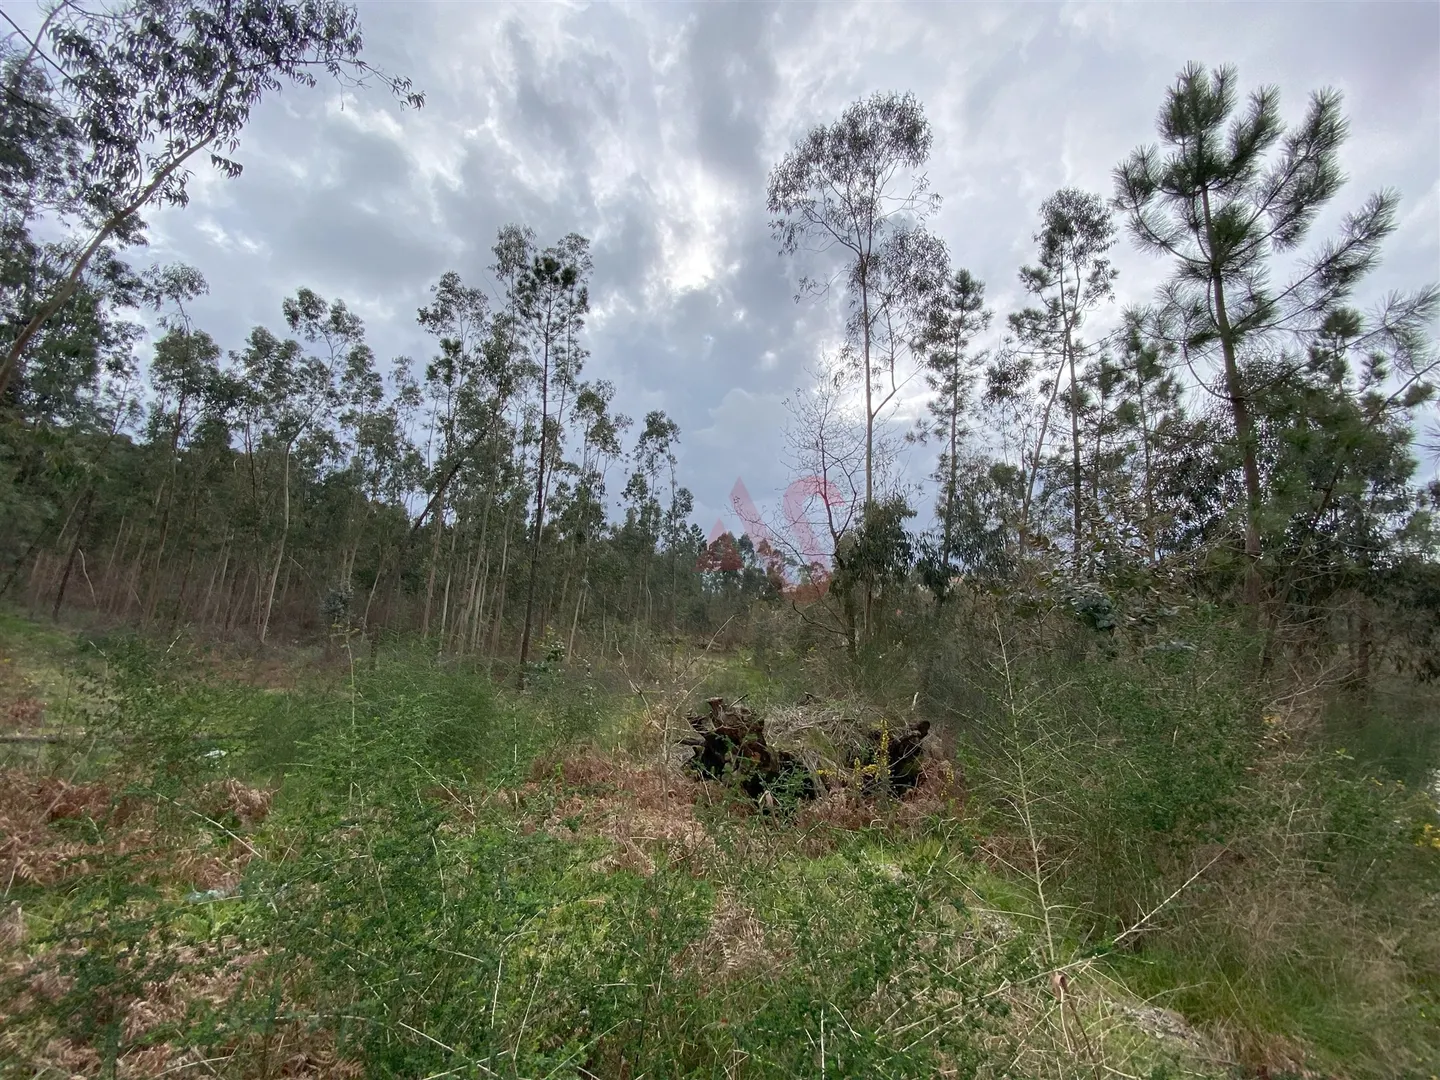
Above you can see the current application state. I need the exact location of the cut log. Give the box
[681,697,819,804]
[677,700,953,804]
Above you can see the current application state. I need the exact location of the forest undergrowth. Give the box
[4,4,1440,1075]
[0,600,1437,1080]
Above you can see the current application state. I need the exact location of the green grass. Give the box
[1320,678,1440,790]
[2,613,1437,1079]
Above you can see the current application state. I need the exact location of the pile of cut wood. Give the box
[677,696,941,804]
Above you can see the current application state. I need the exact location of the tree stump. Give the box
[862,718,938,795]
[679,697,819,803]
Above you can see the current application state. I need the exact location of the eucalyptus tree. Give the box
[418,272,489,470]
[416,271,490,636]
[471,226,536,653]
[0,0,422,404]
[138,322,224,619]
[550,380,629,654]
[5,259,190,614]
[333,331,414,616]
[0,39,80,229]
[516,235,591,678]
[767,90,943,509]
[1,39,84,408]
[621,409,682,629]
[1114,62,1407,614]
[1008,188,1117,572]
[238,289,354,644]
[915,267,991,586]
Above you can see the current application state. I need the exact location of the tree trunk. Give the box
[204,538,231,625]
[488,509,512,656]
[1067,334,1083,575]
[437,514,460,651]
[1201,187,1263,620]
[941,398,958,576]
[1138,393,1157,565]
[422,507,444,637]
[51,489,97,620]
[518,338,554,684]
[105,514,127,578]
[1019,352,1067,554]
[567,548,590,659]
[170,546,196,632]
[465,486,496,653]
[122,533,149,621]
[259,446,291,645]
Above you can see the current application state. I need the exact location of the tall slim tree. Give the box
[916,267,991,584]
[1108,309,1189,565]
[516,236,590,681]
[241,289,353,644]
[416,272,490,637]
[1114,63,1401,614]
[1009,189,1116,572]
[767,90,943,510]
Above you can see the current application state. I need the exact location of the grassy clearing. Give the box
[1,612,1436,1079]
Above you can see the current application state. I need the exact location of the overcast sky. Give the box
[143,0,1440,538]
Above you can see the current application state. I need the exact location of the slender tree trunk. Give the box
[222,566,241,632]
[170,546,196,631]
[465,482,496,653]
[518,339,553,683]
[1066,333,1083,575]
[123,534,149,621]
[1019,352,1067,553]
[1139,394,1157,564]
[52,489,97,620]
[437,515,460,651]
[567,549,590,659]
[554,539,578,641]
[228,565,252,634]
[204,537,231,625]
[1089,375,1106,561]
[105,513,128,584]
[259,446,292,646]
[472,545,493,653]
[1201,187,1263,620]
[941,391,959,583]
[422,507,444,637]
[144,490,179,624]
[489,508,512,655]
[453,544,476,654]
[859,261,876,641]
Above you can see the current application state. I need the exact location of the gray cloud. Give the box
[143,0,1440,535]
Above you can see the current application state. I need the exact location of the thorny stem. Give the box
[993,616,1056,965]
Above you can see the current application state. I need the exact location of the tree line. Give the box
[764,68,1438,675]
[1,0,779,672]
[2,0,1436,679]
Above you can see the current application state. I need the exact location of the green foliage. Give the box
[4,584,1439,1079]
[2,40,1438,1080]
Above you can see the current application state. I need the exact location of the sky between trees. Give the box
[15,0,1440,528]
